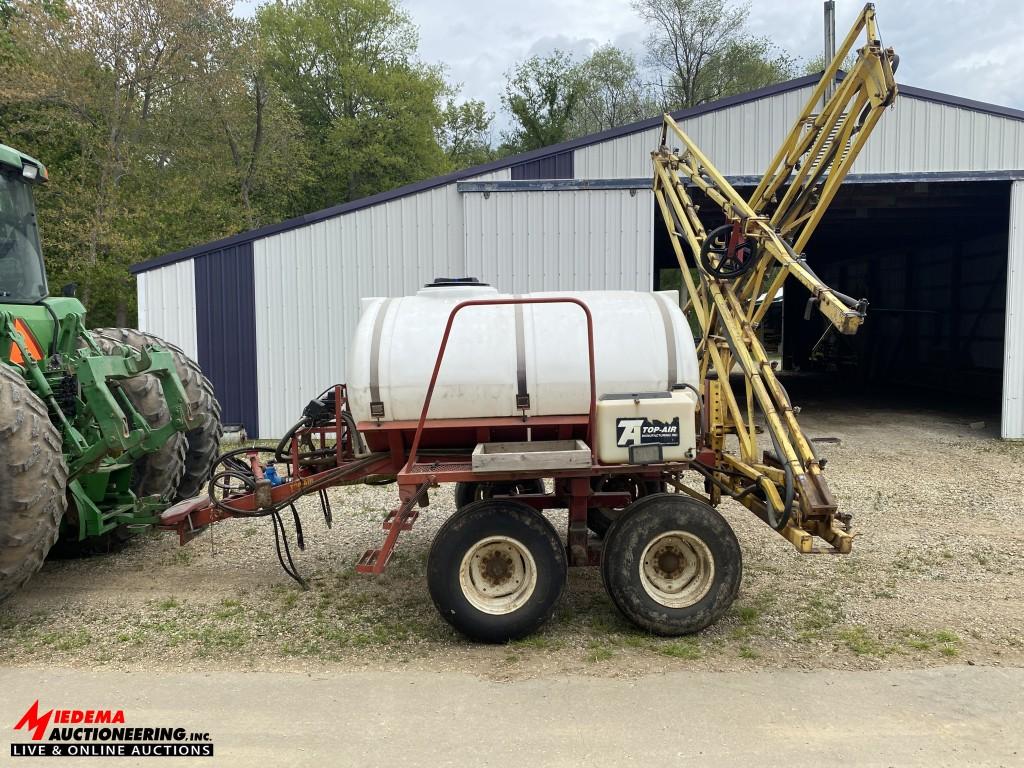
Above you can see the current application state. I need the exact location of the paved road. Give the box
[1,665,1021,767]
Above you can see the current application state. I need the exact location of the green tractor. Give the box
[0,142,223,601]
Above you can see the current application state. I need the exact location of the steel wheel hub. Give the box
[459,536,538,615]
[639,531,715,608]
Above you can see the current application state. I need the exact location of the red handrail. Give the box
[402,297,598,474]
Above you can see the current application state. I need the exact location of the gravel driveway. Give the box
[1,394,1021,679]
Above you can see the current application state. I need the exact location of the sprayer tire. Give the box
[0,364,67,602]
[601,494,741,635]
[92,328,223,501]
[428,499,567,642]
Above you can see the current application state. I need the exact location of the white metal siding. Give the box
[1003,181,1024,439]
[253,183,467,437]
[575,87,815,179]
[857,98,1024,173]
[575,90,1024,179]
[469,168,512,182]
[135,259,198,360]
[462,189,654,293]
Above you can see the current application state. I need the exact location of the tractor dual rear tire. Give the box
[0,364,68,602]
[85,331,186,501]
[601,494,741,636]
[92,328,223,500]
[428,500,567,643]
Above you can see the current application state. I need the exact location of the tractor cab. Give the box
[0,144,48,304]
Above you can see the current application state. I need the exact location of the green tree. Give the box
[1,0,239,325]
[571,45,658,136]
[438,98,494,170]
[633,0,796,109]
[257,0,450,210]
[696,38,796,103]
[194,17,311,229]
[500,50,585,153]
[803,52,857,75]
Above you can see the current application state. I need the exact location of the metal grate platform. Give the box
[406,462,471,474]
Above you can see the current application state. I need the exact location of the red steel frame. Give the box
[159,297,705,575]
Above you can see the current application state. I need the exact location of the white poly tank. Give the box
[346,280,700,423]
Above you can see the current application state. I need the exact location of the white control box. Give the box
[594,388,699,464]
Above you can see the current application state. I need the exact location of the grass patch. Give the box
[736,605,760,625]
[171,549,196,566]
[586,641,615,662]
[618,633,655,650]
[797,591,843,638]
[839,626,893,657]
[38,629,92,652]
[738,644,759,659]
[902,631,934,651]
[900,629,962,657]
[934,630,959,644]
[728,591,777,641]
[215,599,242,619]
[659,638,701,660]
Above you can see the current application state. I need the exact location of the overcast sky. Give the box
[236,0,1024,136]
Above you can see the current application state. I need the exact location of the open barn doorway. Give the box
[651,180,1011,431]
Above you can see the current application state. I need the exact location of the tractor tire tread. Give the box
[0,364,68,602]
[85,330,186,499]
[92,328,222,500]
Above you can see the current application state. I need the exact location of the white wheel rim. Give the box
[459,535,538,615]
[639,530,715,608]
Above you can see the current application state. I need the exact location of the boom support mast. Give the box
[652,3,897,553]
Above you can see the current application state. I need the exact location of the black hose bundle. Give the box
[274,388,367,468]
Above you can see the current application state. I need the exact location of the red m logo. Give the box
[13,700,52,741]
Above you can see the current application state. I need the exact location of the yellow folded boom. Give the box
[653,3,898,553]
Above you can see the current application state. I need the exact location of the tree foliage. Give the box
[500,51,585,153]
[500,46,661,151]
[803,51,858,75]
[0,0,490,326]
[633,0,796,109]
[570,45,658,136]
[438,98,494,170]
[257,0,455,209]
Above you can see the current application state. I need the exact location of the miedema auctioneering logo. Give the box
[10,700,214,758]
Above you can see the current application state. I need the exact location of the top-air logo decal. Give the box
[616,417,680,447]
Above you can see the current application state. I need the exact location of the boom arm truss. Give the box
[652,3,897,553]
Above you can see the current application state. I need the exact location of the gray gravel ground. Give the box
[1,398,1022,679]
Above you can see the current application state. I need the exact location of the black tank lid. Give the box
[424,277,489,288]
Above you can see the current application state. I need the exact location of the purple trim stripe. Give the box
[193,242,259,437]
[511,150,574,180]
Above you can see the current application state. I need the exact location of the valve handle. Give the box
[699,222,759,279]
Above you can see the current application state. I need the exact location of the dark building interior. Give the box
[653,180,1010,413]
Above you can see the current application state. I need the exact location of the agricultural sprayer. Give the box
[7,4,897,643]
[160,4,896,643]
